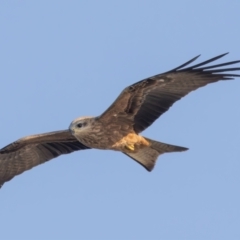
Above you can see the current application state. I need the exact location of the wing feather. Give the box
[0,130,90,187]
[100,53,240,133]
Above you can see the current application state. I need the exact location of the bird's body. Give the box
[1,53,240,187]
[69,117,133,149]
[70,117,151,153]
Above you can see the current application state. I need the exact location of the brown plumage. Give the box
[0,131,89,187]
[1,53,239,187]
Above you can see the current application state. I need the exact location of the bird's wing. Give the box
[99,53,240,133]
[0,130,90,187]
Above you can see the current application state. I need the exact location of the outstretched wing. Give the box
[0,130,90,187]
[100,53,240,133]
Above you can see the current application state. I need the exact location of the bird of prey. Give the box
[0,53,239,188]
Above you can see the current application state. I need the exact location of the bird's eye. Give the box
[77,123,83,128]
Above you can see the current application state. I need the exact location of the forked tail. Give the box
[124,138,188,171]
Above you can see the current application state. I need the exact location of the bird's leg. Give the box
[125,143,135,151]
[111,133,149,152]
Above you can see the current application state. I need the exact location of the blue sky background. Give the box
[0,1,240,239]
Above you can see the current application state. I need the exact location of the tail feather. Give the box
[124,138,188,171]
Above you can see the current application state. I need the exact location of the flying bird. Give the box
[0,53,239,188]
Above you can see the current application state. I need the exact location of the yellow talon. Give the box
[125,144,135,151]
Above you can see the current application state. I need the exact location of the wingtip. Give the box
[182,147,189,152]
[214,52,230,60]
[211,52,229,58]
[176,146,189,152]
[223,52,229,56]
[191,54,201,62]
[217,52,229,58]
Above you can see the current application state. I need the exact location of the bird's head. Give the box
[69,116,95,136]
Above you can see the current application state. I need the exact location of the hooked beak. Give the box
[69,123,75,135]
[70,128,75,135]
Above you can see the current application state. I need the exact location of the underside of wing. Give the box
[0,130,90,187]
[100,53,240,133]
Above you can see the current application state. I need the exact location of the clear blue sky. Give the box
[0,1,240,239]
